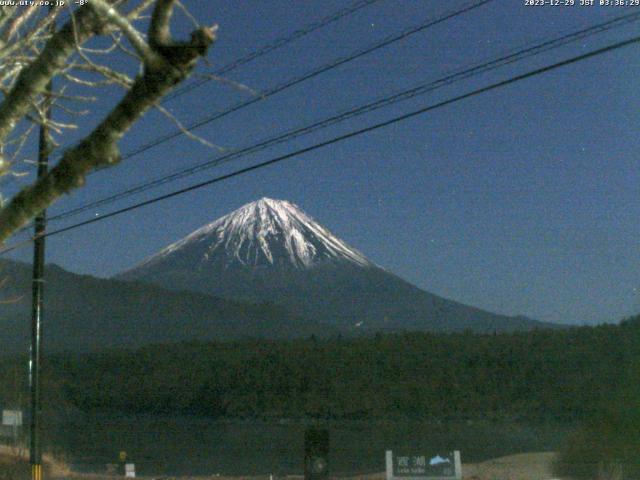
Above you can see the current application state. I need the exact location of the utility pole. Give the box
[30,10,54,480]
[30,92,51,480]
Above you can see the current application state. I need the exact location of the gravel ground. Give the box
[2,450,562,480]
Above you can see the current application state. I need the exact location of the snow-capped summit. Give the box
[132,197,373,272]
[118,198,552,335]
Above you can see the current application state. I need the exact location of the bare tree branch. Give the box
[0,5,107,144]
[0,0,216,243]
[1,4,38,44]
[89,0,159,64]
[126,0,156,20]
[154,103,224,152]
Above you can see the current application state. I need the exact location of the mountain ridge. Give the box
[0,258,338,354]
[119,198,557,333]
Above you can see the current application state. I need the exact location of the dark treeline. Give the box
[2,316,638,423]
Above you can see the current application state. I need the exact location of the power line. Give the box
[4,0,494,237]
[69,0,383,96]
[44,9,640,225]
[165,0,385,101]
[17,0,384,184]
[117,0,495,161]
[1,32,636,256]
[33,0,491,193]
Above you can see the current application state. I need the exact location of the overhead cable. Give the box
[44,9,640,225]
[1,32,636,256]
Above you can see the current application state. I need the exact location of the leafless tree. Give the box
[0,0,216,244]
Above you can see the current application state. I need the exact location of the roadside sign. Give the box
[2,410,22,427]
[125,463,136,478]
[386,450,461,480]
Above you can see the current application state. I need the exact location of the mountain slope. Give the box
[119,198,554,333]
[130,197,372,272]
[0,259,336,354]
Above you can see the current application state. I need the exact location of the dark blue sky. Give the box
[4,0,640,325]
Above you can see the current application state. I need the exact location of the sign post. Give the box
[2,409,22,444]
[385,450,461,480]
[125,463,136,478]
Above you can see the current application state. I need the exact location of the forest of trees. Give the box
[1,316,639,478]
[1,317,638,422]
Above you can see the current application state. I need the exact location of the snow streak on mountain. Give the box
[134,198,373,271]
[119,197,553,335]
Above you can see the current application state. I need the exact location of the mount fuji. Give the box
[118,198,553,333]
[131,197,373,271]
